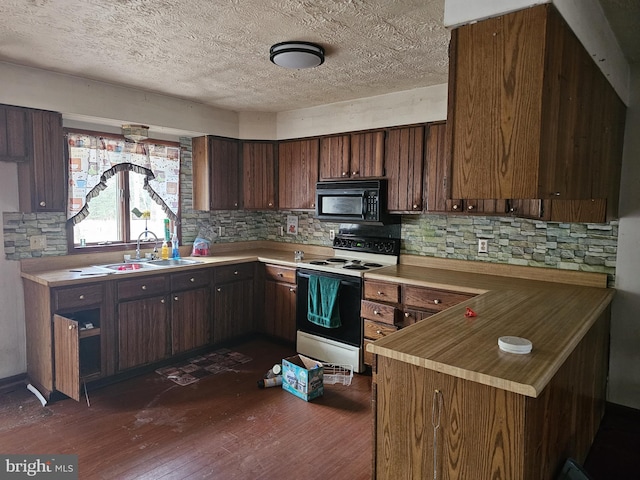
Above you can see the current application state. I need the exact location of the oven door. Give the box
[296,268,362,347]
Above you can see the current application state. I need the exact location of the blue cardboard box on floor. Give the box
[282,354,324,401]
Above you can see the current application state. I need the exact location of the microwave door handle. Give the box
[361,193,367,218]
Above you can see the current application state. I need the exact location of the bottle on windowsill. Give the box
[171,228,180,259]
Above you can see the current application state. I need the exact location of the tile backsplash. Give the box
[3,137,617,286]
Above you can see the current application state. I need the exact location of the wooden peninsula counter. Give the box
[365,258,613,480]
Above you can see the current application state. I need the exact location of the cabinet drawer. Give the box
[364,319,398,340]
[364,281,400,303]
[264,264,296,283]
[215,263,254,283]
[54,284,103,311]
[171,269,212,291]
[398,308,434,328]
[117,276,168,301]
[403,285,474,312]
[361,300,397,325]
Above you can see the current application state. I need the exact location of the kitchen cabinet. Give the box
[0,104,31,163]
[242,141,276,210]
[447,4,625,222]
[278,138,319,210]
[23,279,108,402]
[362,279,475,367]
[319,130,385,180]
[386,125,424,213]
[192,136,241,210]
[116,275,170,371]
[17,109,65,212]
[170,269,212,355]
[213,263,256,343]
[263,264,297,343]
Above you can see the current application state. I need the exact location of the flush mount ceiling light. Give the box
[121,124,149,142]
[270,41,324,69]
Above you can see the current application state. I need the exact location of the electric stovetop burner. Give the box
[343,264,368,270]
[364,263,383,267]
[309,260,329,265]
[326,258,348,263]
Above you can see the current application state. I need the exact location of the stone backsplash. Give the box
[3,136,618,286]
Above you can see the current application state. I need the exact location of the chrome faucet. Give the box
[136,230,159,260]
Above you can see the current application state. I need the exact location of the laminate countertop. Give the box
[364,263,614,398]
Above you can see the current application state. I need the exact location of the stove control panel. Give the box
[333,235,400,256]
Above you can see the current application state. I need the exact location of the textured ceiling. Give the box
[0,0,449,113]
[0,1,636,114]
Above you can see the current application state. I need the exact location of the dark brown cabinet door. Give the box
[351,130,385,179]
[17,110,65,212]
[264,279,297,342]
[242,141,276,209]
[117,296,169,370]
[171,287,211,355]
[0,104,31,162]
[425,122,450,212]
[192,136,240,210]
[386,125,424,212]
[214,279,255,343]
[319,134,350,180]
[53,314,81,402]
[278,138,319,210]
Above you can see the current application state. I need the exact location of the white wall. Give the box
[0,162,26,379]
[610,64,640,409]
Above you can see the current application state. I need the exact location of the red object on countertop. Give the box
[464,307,477,318]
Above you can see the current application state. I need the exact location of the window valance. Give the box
[67,133,180,225]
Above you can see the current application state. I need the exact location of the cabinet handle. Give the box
[452,204,459,210]
[341,171,348,177]
[467,205,475,211]
[190,277,195,282]
[433,299,441,305]
[268,202,273,207]
[413,204,419,209]
[278,272,283,277]
[377,291,384,296]
[79,294,85,300]
[217,287,222,292]
[551,192,561,196]
[376,330,382,334]
[68,324,76,330]
[289,288,295,293]
[311,203,315,208]
[234,202,238,207]
[373,310,380,315]
[39,201,46,207]
[141,285,147,290]
[161,298,165,304]
[174,296,179,301]
[234,270,238,275]
[352,171,358,176]
[404,312,410,317]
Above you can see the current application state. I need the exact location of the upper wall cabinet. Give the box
[242,140,276,210]
[0,104,31,163]
[320,130,385,180]
[192,136,241,210]
[386,125,425,213]
[278,138,319,210]
[17,110,65,212]
[447,4,626,222]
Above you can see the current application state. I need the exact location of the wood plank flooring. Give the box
[0,339,372,480]
[2,337,638,479]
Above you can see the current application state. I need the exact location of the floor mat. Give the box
[155,348,253,386]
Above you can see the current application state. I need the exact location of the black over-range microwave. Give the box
[315,179,391,224]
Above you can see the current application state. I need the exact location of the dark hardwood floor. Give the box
[1,337,638,479]
[0,339,372,480]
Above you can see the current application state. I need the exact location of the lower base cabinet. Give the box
[117,295,170,370]
[263,264,297,343]
[213,263,256,343]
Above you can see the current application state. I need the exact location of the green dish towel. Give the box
[307,275,342,328]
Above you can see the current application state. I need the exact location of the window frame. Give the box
[65,128,181,255]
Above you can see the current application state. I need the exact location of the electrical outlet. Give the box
[478,239,488,254]
[329,230,335,240]
[30,235,47,250]
[279,226,284,236]
[218,227,225,237]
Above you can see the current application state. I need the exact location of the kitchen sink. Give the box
[147,258,203,267]
[93,262,161,272]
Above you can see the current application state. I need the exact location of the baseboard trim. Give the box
[0,373,27,394]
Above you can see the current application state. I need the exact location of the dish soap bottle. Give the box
[171,228,180,259]
[161,240,169,260]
